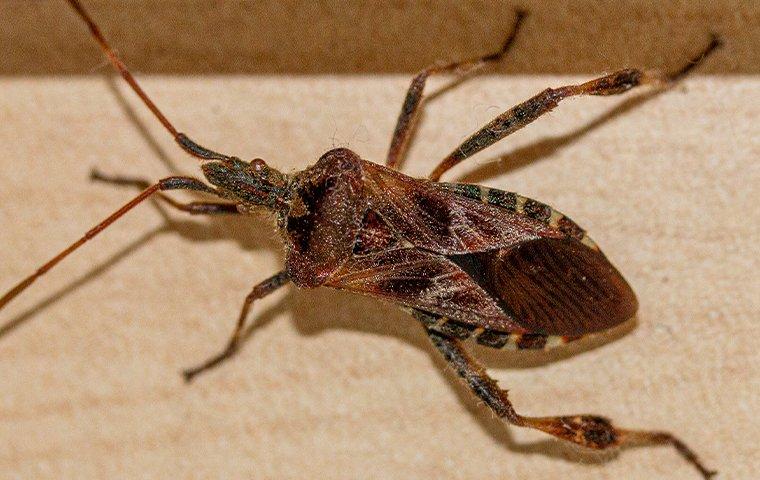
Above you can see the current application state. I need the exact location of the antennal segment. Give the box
[66,0,233,161]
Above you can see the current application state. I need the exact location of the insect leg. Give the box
[429,35,721,181]
[66,0,234,161]
[426,329,716,479]
[90,170,240,215]
[182,271,290,382]
[0,176,217,314]
[385,11,526,170]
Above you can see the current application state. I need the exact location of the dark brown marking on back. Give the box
[448,252,520,322]
[449,238,636,336]
[485,238,637,335]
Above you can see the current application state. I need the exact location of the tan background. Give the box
[1,1,758,479]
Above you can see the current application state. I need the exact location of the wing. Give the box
[360,160,562,255]
[325,247,524,333]
[345,161,637,336]
[450,238,638,336]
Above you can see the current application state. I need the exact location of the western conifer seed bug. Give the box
[1,1,722,477]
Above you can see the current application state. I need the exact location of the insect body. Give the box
[1,1,721,478]
[210,146,636,341]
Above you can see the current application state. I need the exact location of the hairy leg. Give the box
[426,328,715,479]
[385,11,526,170]
[182,271,290,382]
[429,35,721,180]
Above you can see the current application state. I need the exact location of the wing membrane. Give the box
[452,238,638,336]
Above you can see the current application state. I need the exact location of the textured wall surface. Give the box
[0,2,758,479]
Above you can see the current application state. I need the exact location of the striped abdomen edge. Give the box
[412,310,582,351]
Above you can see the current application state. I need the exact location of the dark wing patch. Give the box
[325,248,523,332]
[361,161,561,255]
[452,238,638,336]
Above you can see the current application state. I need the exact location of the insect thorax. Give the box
[283,148,367,288]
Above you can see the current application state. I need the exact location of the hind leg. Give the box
[425,328,716,479]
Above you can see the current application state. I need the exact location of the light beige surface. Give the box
[1,3,759,480]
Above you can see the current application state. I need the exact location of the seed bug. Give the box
[0,1,722,477]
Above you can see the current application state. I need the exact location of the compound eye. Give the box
[250,158,267,172]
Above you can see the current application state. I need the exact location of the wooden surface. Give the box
[1,2,758,479]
